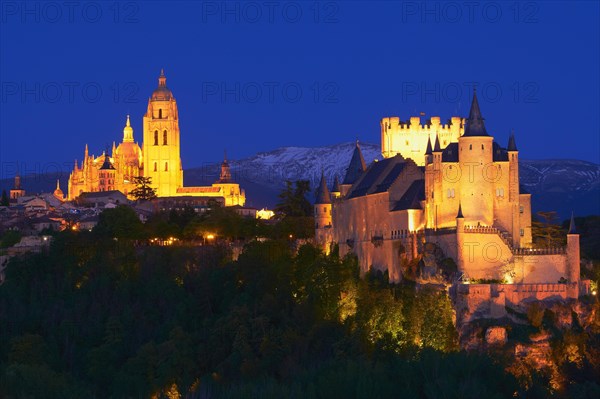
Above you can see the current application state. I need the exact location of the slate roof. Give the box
[347,155,408,199]
[343,142,367,185]
[507,132,518,151]
[492,142,509,161]
[440,141,509,162]
[315,173,332,204]
[391,179,425,211]
[463,89,489,137]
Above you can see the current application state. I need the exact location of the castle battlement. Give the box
[381,115,464,165]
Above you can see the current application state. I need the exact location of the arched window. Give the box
[153,162,157,172]
[163,130,168,145]
[154,130,158,146]
[158,109,162,119]
[165,162,168,171]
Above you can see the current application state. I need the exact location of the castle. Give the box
[68,70,246,206]
[316,90,586,305]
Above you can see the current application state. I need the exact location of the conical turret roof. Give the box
[343,142,367,185]
[315,173,331,204]
[463,88,489,137]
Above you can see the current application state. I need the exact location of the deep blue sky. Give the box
[1,1,599,179]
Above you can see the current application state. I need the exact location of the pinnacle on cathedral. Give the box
[463,88,489,137]
[507,130,518,151]
[343,141,367,185]
[315,172,332,204]
[123,115,134,142]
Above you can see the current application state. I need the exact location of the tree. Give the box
[130,176,157,201]
[93,205,144,239]
[532,211,566,248]
[275,180,312,218]
[1,189,9,206]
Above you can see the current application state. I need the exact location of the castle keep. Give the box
[68,70,246,206]
[316,90,586,303]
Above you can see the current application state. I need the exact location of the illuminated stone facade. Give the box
[317,90,583,299]
[68,70,245,206]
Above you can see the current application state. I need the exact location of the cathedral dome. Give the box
[116,142,142,166]
[151,69,173,101]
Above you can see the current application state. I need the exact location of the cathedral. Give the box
[316,90,586,304]
[68,70,246,206]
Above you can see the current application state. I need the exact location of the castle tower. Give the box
[340,141,366,196]
[507,130,521,246]
[315,173,333,252]
[566,213,580,298]
[430,134,443,229]
[143,69,183,197]
[458,89,494,226]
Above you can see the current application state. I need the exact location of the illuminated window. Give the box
[519,205,524,214]
[154,130,158,146]
[163,130,168,145]
[520,229,524,236]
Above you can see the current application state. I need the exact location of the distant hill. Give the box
[2,142,598,219]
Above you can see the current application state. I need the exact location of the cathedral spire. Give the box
[158,68,166,87]
[218,151,232,183]
[507,129,518,151]
[315,172,332,204]
[123,114,134,142]
[463,87,489,137]
[568,212,577,234]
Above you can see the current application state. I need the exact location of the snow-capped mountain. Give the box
[221,142,599,219]
[2,142,598,219]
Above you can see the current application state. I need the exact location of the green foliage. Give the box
[532,211,566,248]
[275,180,312,217]
[0,226,548,398]
[0,230,22,248]
[93,205,144,239]
[130,176,157,201]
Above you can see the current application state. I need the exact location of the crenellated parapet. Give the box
[381,115,464,165]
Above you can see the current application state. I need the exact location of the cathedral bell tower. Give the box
[143,69,183,197]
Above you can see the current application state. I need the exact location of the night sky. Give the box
[1,1,599,180]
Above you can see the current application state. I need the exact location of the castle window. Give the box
[154,162,157,172]
[158,109,162,119]
[446,188,455,198]
[165,162,168,171]
[154,131,159,146]
[163,130,168,145]
[519,205,524,214]
[482,144,484,150]
[405,140,409,146]
[520,228,524,237]
[469,144,472,150]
